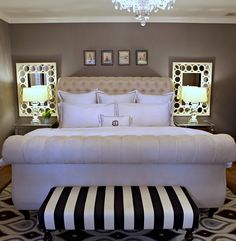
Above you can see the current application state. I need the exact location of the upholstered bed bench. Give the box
[38,186,199,241]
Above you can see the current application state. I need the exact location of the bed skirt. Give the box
[11,163,226,210]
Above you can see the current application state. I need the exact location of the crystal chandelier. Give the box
[112,0,176,26]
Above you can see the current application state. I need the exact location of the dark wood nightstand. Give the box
[15,121,58,135]
[175,121,215,134]
[226,161,236,195]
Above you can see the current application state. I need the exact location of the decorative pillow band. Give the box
[100,115,131,127]
[60,103,115,128]
[117,103,170,126]
[97,90,136,104]
[58,90,97,104]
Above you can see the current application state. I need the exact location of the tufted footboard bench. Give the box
[38,186,199,241]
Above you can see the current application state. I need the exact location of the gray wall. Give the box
[10,23,236,138]
[0,20,15,153]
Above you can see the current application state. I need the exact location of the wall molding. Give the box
[0,11,10,23]
[1,15,236,24]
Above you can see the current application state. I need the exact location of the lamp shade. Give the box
[180,86,207,103]
[23,86,48,102]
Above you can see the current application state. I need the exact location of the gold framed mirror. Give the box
[16,62,58,117]
[172,62,212,116]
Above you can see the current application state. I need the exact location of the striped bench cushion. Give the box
[38,186,199,231]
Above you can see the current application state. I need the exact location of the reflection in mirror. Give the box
[16,63,57,117]
[172,62,212,116]
[182,73,201,87]
[28,73,47,86]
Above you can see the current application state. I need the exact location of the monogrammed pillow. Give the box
[100,115,131,127]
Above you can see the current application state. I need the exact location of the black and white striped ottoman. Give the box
[38,186,199,241]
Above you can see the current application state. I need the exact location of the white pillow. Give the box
[136,91,174,126]
[100,115,131,127]
[60,103,115,128]
[136,91,174,104]
[118,103,170,126]
[97,91,136,104]
[58,90,97,104]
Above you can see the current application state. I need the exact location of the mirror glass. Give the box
[16,63,58,117]
[182,73,201,87]
[172,62,212,116]
[28,73,47,86]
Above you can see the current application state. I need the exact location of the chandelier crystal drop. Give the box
[112,0,176,26]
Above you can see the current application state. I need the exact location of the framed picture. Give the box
[84,50,96,66]
[136,50,148,65]
[101,50,113,65]
[118,50,130,65]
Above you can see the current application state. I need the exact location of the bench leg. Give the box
[185,229,193,241]
[208,208,218,218]
[19,210,30,220]
[43,231,52,241]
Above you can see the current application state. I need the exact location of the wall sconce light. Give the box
[178,86,208,124]
[22,85,48,124]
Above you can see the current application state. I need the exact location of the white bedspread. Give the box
[28,126,211,136]
[2,127,236,164]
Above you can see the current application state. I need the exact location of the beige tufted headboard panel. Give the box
[58,76,173,95]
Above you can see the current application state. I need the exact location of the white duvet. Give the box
[27,126,212,137]
[2,126,236,164]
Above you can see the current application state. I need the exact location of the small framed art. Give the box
[101,50,113,65]
[136,50,148,65]
[118,50,130,65]
[84,50,96,66]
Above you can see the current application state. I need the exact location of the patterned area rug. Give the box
[0,185,236,241]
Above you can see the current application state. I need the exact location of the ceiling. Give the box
[0,0,236,24]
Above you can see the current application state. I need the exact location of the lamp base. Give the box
[31,117,41,124]
[188,116,198,124]
[31,102,41,124]
[188,103,199,124]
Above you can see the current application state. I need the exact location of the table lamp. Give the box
[179,86,208,124]
[22,85,48,124]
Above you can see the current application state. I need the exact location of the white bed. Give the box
[2,76,236,211]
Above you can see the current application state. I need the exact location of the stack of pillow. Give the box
[58,89,173,128]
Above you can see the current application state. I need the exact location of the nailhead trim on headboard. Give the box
[58,77,173,95]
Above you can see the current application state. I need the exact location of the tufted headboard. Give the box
[58,76,173,95]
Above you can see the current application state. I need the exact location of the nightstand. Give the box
[15,121,58,135]
[226,161,236,195]
[175,121,215,134]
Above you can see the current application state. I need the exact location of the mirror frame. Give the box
[16,62,58,117]
[172,62,212,116]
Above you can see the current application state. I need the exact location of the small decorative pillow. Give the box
[58,90,97,104]
[60,103,115,128]
[100,115,131,127]
[97,90,136,104]
[117,103,170,126]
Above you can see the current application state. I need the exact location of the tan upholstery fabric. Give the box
[58,77,173,94]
